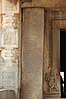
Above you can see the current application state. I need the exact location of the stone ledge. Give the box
[44,92,60,98]
[21,2,66,8]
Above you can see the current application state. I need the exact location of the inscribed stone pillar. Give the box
[22,8,44,99]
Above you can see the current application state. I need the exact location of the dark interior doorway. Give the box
[60,29,66,98]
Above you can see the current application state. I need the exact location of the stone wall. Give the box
[21,0,66,99]
[32,0,66,7]
[21,0,66,8]
[0,0,20,98]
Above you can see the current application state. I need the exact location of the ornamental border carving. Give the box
[44,8,66,98]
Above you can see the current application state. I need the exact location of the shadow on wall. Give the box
[0,90,16,99]
[7,0,18,5]
[21,0,32,3]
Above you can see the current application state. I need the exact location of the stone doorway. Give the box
[21,7,66,99]
[44,8,66,99]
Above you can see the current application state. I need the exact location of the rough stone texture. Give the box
[22,8,44,99]
[21,0,66,8]
[0,0,1,14]
[13,14,20,29]
[0,90,16,99]
[32,0,66,7]
[2,14,14,28]
[0,0,2,29]
[0,0,20,99]
[2,0,19,13]
[21,1,66,98]
[0,14,2,29]
[43,9,66,99]
[1,0,66,99]
[44,9,60,93]
[0,29,18,48]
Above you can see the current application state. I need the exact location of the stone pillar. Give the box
[22,8,44,99]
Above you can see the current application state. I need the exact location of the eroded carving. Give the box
[2,0,19,13]
[13,14,20,29]
[1,29,18,48]
[44,9,66,94]
[44,66,59,92]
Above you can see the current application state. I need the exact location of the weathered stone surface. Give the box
[0,51,18,89]
[43,8,66,99]
[0,90,16,99]
[0,14,2,29]
[0,29,18,48]
[2,14,14,28]
[2,71,16,88]
[13,14,20,29]
[22,8,44,99]
[21,0,66,8]
[2,0,19,13]
[0,0,1,14]
[1,0,66,99]
[44,9,61,94]
[0,0,20,98]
